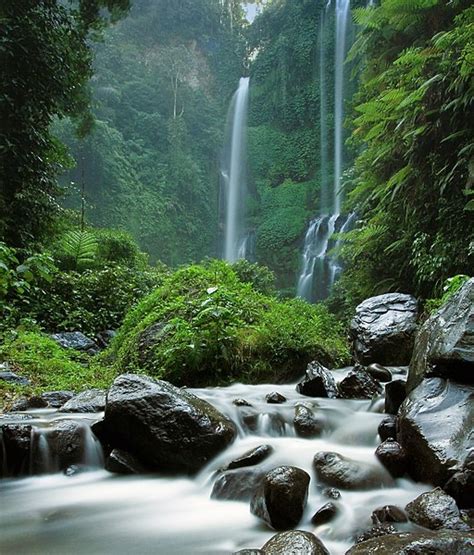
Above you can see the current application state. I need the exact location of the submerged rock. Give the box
[350,293,418,366]
[59,389,106,413]
[266,392,287,404]
[398,378,474,492]
[337,368,383,399]
[384,380,406,415]
[262,530,329,555]
[250,466,310,530]
[0,423,32,477]
[405,488,469,531]
[212,469,265,501]
[366,364,392,382]
[105,448,148,474]
[313,451,392,490]
[408,277,474,392]
[294,404,324,438]
[346,530,474,554]
[311,502,338,526]
[378,415,397,441]
[226,445,273,471]
[296,362,338,398]
[375,439,407,478]
[100,373,236,474]
[372,505,407,525]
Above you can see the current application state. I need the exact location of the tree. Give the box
[0,0,129,248]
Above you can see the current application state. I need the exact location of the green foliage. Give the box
[95,228,148,268]
[231,259,276,295]
[112,260,349,386]
[424,274,470,314]
[57,229,99,271]
[341,1,474,303]
[0,0,129,248]
[0,330,117,405]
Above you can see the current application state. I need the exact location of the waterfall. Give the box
[296,0,354,302]
[222,77,250,263]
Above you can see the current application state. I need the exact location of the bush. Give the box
[112,260,349,386]
[231,259,276,296]
[95,228,148,269]
[424,274,471,315]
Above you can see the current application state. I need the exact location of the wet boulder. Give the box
[398,378,474,492]
[0,423,32,477]
[212,468,265,501]
[384,380,406,415]
[100,374,236,474]
[11,396,48,411]
[372,505,407,525]
[50,331,98,353]
[375,439,407,478]
[346,530,474,554]
[355,524,396,544]
[59,389,106,413]
[266,392,287,404]
[296,362,338,398]
[250,466,310,530]
[378,415,397,441]
[262,531,329,555]
[350,293,418,366]
[225,445,273,471]
[313,451,393,490]
[294,404,325,438]
[234,550,263,555]
[41,390,75,408]
[408,277,474,392]
[322,487,341,499]
[337,368,383,399]
[233,398,252,407]
[0,367,30,385]
[444,458,474,510]
[405,488,469,531]
[311,502,338,526]
[366,364,392,382]
[105,448,148,474]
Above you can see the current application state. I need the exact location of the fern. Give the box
[60,230,98,271]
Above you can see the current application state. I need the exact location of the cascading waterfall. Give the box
[296,0,354,302]
[222,77,250,263]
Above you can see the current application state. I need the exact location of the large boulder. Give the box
[296,362,338,398]
[212,468,265,501]
[294,404,325,437]
[100,374,236,474]
[346,530,474,554]
[350,293,418,366]
[337,368,383,399]
[50,331,98,353]
[250,466,310,530]
[0,424,32,477]
[408,278,474,392]
[262,531,329,555]
[398,378,474,492]
[313,452,392,490]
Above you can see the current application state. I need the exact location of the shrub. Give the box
[112,260,349,386]
[231,259,276,296]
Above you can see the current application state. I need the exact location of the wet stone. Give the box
[356,524,397,544]
[59,389,106,413]
[378,415,397,441]
[105,448,148,474]
[375,439,407,478]
[372,505,407,525]
[366,364,392,382]
[296,361,338,399]
[265,392,287,404]
[261,530,330,555]
[311,502,338,526]
[384,380,406,415]
[337,368,383,399]
[233,398,252,407]
[321,487,341,500]
[226,444,273,470]
[294,404,324,438]
[11,396,47,411]
[212,469,265,501]
[405,488,469,531]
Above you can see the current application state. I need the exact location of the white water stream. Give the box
[0,372,429,555]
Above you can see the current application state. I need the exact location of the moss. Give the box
[0,330,117,409]
[111,260,350,386]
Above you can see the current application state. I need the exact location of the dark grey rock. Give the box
[105,448,148,474]
[226,445,273,470]
[266,392,287,404]
[0,370,30,385]
[59,389,106,413]
[233,550,264,555]
[41,390,75,408]
[350,293,418,366]
[233,398,252,407]
[444,468,474,510]
[398,378,474,491]
[313,451,392,490]
[338,368,383,399]
[100,374,236,474]
[375,439,407,478]
[408,278,474,392]
[356,524,397,544]
[250,466,310,530]
[384,380,406,414]
[212,468,265,501]
[11,396,47,411]
[311,502,338,526]
[296,362,338,398]
[0,423,32,477]
[346,530,474,554]
[405,488,469,531]
[294,404,324,438]
[378,415,397,441]
[50,331,98,352]
[367,364,392,382]
[96,330,116,348]
[262,531,329,554]
[372,505,407,525]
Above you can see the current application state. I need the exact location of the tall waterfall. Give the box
[296,0,353,302]
[222,77,250,263]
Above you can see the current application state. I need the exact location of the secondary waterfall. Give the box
[222,77,250,263]
[296,0,353,302]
